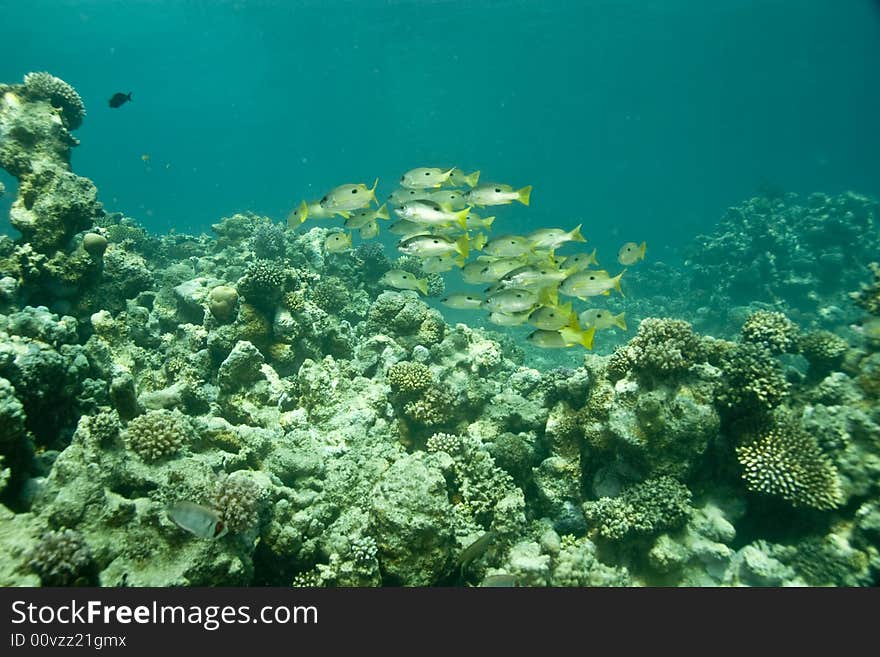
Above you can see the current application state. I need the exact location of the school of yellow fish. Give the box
[287,167,646,349]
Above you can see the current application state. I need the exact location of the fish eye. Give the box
[425,171,431,176]
[598,313,604,317]
[351,189,358,194]
[433,239,439,244]
[400,176,405,181]
[589,276,596,280]
[321,196,327,203]
[495,188,501,193]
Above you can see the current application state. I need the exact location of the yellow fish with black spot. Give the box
[448,168,481,188]
[527,324,596,349]
[561,249,599,271]
[400,167,454,190]
[559,269,625,299]
[617,241,647,266]
[319,178,379,216]
[324,232,353,253]
[527,225,586,251]
[529,302,576,331]
[287,199,337,227]
[579,308,627,331]
[379,269,428,295]
[466,183,531,207]
[441,293,484,310]
[344,204,390,230]
[483,235,533,258]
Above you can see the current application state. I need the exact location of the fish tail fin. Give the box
[455,207,470,230]
[566,311,581,331]
[570,223,586,242]
[443,167,455,180]
[336,210,350,219]
[455,234,470,259]
[369,177,379,204]
[538,286,559,308]
[614,269,626,296]
[639,241,647,260]
[517,185,532,206]
[454,254,467,268]
[483,215,496,230]
[127,92,133,101]
[375,203,390,220]
[559,301,573,316]
[417,278,428,295]
[579,326,596,350]
[472,231,487,252]
[466,170,481,187]
[615,312,628,331]
[588,247,599,266]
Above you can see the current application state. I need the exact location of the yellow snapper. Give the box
[529,302,575,331]
[441,293,484,310]
[287,199,337,227]
[560,269,625,299]
[379,269,428,295]
[344,204,390,229]
[489,310,532,326]
[400,167,454,189]
[324,232,353,253]
[449,168,481,188]
[527,325,596,349]
[462,257,525,284]
[436,211,496,234]
[167,502,228,540]
[388,219,428,237]
[319,178,379,215]
[499,264,574,289]
[359,220,379,240]
[398,233,471,259]
[484,235,534,258]
[422,253,465,273]
[395,200,470,229]
[618,241,647,266]
[482,288,540,314]
[428,189,469,210]
[562,249,599,271]
[579,308,627,331]
[466,183,532,207]
[527,224,586,250]
[388,187,433,206]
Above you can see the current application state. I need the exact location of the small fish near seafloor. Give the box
[167,501,227,539]
[109,92,132,108]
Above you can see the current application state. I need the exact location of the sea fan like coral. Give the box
[736,416,842,510]
[23,72,86,129]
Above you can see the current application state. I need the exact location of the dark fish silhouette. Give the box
[108,92,132,108]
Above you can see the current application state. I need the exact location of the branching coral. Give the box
[29,528,94,585]
[740,310,799,354]
[716,343,789,414]
[250,222,286,260]
[736,413,842,510]
[387,361,434,394]
[309,276,349,313]
[582,476,693,541]
[850,262,880,316]
[23,72,86,130]
[608,318,704,380]
[212,471,264,533]
[798,330,848,377]
[124,409,190,462]
[237,260,286,311]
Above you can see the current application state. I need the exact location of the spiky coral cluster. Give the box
[124,409,190,462]
[28,528,94,585]
[736,416,842,510]
[583,476,693,541]
[309,276,349,313]
[608,318,704,380]
[250,222,286,260]
[850,262,880,316]
[23,72,86,130]
[798,330,848,376]
[212,472,264,533]
[237,260,286,311]
[403,387,457,428]
[426,431,463,455]
[741,310,799,354]
[717,343,789,414]
[386,361,433,393]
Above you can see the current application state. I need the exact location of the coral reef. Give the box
[0,74,878,588]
